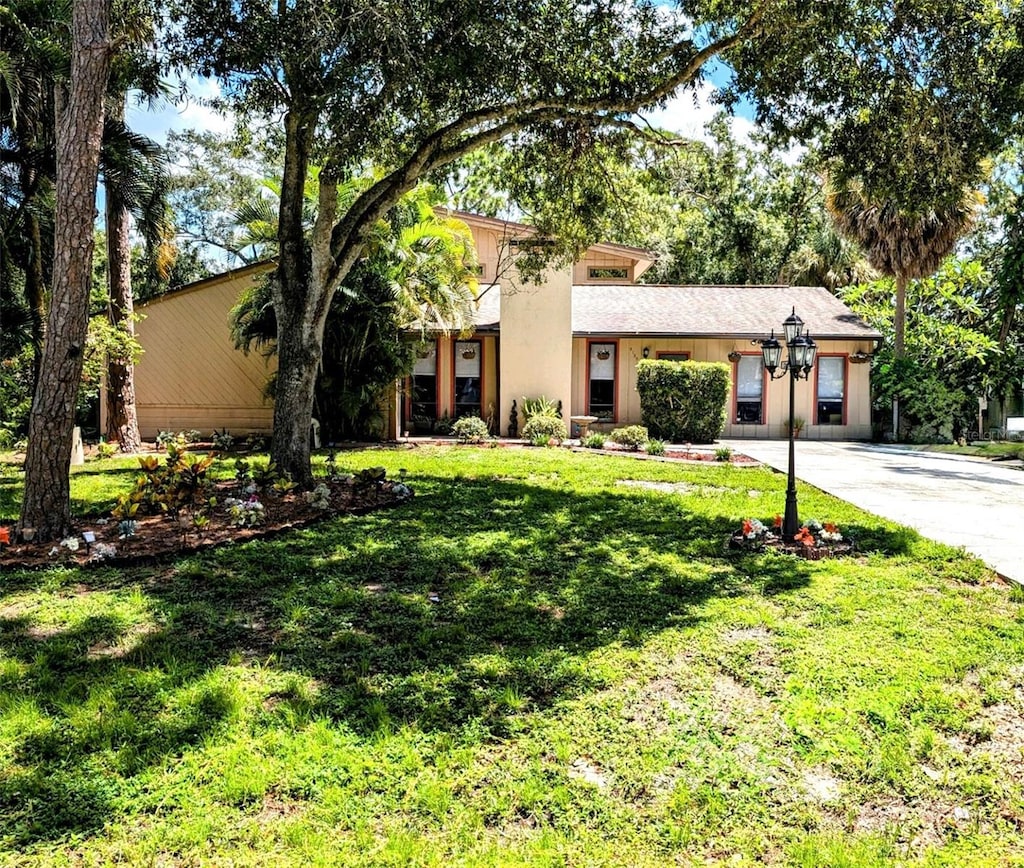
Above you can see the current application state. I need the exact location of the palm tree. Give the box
[780,225,878,292]
[230,182,479,438]
[826,176,982,357]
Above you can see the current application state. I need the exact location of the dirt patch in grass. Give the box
[1,477,412,570]
[86,622,159,660]
[255,794,305,823]
[851,796,972,849]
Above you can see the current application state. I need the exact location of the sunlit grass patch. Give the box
[1,445,1021,864]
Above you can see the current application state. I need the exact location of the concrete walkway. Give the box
[721,440,1023,584]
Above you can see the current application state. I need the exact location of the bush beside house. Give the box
[637,359,730,443]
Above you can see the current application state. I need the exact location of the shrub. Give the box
[583,432,606,449]
[212,429,234,451]
[523,415,567,445]
[451,416,489,443]
[645,438,666,456]
[609,425,648,451]
[714,446,733,462]
[636,359,729,443]
[435,411,454,435]
[522,396,560,421]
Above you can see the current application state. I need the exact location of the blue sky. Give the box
[127,62,756,152]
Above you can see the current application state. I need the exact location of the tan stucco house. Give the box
[124,212,881,442]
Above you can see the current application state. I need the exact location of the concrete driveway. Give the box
[722,440,1023,584]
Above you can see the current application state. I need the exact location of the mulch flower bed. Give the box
[728,532,855,560]
[0,476,413,571]
[727,518,855,560]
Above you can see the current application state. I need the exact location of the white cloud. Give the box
[125,77,234,145]
[637,79,756,147]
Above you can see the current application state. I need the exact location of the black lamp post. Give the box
[758,308,818,540]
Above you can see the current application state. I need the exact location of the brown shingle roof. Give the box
[570,284,881,340]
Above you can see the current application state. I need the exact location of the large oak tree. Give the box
[168,0,778,483]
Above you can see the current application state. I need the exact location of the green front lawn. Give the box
[1,446,1021,866]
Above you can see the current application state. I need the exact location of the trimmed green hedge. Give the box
[637,359,730,443]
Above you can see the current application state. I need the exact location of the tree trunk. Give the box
[104,95,142,452]
[270,105,320,484]
[19,0,111,541]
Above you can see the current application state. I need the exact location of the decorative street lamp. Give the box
[757,308,818,540]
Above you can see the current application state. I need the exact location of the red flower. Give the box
[742,519,754,535]
[773,514,783,528]
[795,526,815,547]
[0,527,9,545]
[824,522,839,534]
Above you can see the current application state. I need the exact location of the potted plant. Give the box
[784,416,806,438]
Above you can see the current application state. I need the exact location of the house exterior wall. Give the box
[570,337,873,441]
[572,252,635,284]
[499,267,574,432]
[465,221,641,288]
[133,269,276,438]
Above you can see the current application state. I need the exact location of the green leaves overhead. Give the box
[728,0,1024,207]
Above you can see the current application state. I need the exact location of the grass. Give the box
[912,441,1024,461]
[1,445,1022,865]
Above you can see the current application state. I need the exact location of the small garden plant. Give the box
[583,432,606,449]
[523,414,567,446]
[609,425,649,451]
[645,438,666,456]
[520,396,567,446]
[451,415,489,443]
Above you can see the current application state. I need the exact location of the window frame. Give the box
[655,351,691,362]
[814,353,848,426]
[585,338,619,422]
[732,352,768,425]
[451,338,484,419]
[405,338,440,430]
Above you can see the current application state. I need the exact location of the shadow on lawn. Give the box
[0,471,908,846]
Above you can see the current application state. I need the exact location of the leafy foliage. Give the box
[522,415,567,446]
[637,359,730,444]
[871,354,969,444]
[230,185,478,440]
[609,425,649,451]
[842,261,1000,438]
[451,416,489,444]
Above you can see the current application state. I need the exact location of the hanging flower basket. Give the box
[596,350,610,361]
[416,348,432,359]
[462,349,477,360]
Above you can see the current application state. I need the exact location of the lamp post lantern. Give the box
[758,308,817,540]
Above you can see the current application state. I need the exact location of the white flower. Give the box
[89,542,117,561]
[60,536,79,551]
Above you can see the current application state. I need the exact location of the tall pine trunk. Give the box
[19,0,111,541]
[104,95,142,452]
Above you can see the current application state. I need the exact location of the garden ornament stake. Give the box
[755,308,817,540]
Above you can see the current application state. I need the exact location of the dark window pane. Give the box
[818,400,844,424]
[736,400,763,424]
